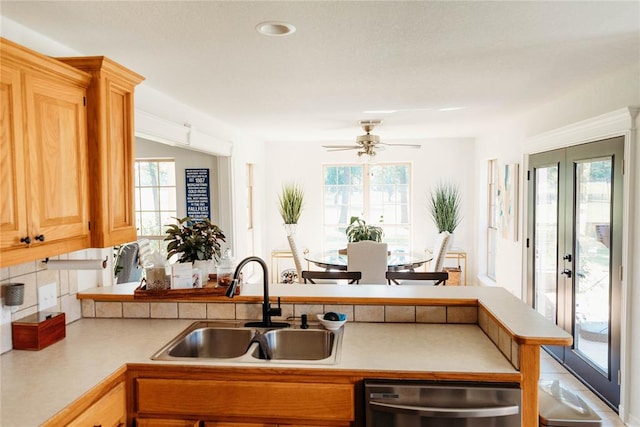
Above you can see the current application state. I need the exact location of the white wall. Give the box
[474,128,527,296]
[264,138,477,280]
[474,63,640,424]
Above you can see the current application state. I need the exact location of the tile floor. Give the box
[540,351,625,426]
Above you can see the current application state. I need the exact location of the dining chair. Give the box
[302,270,362,284]
[386,270,449,286]
[286,234,309,284]
[347,241,388,284]
[388,231,452,285]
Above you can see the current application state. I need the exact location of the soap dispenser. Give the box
[216,248,235,288]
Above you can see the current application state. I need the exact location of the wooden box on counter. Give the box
[133,276,240,300]
[12,312,66,351]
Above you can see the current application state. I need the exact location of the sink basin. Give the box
[168,327,255,358]
[252,329,335,361]
[151,321,342,364]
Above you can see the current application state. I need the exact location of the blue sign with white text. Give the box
[185,168,210,220]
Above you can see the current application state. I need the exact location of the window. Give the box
[487,159,498,279]
[323,163,411,251]
[134,159,177,255]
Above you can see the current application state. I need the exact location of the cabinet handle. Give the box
[20,236,31,245]
[34,234,45,242]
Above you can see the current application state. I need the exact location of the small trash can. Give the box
[539,380,602,426]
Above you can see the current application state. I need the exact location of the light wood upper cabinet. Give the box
[57,56,145,248]
[0,38,92,267]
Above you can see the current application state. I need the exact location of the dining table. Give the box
[304,250,431,271]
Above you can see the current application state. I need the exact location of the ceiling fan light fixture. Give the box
[256,21,296,36]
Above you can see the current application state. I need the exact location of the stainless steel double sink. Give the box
[151,321,343,365]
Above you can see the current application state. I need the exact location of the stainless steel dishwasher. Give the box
[365,380,522,427]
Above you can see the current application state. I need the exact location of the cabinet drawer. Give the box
[67,382,126,427]
[136,378,354,423]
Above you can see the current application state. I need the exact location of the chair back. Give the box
[430,232,451,272]
[286,234,305,283]
[302,270,361,284]
[115,242,142,284]
[386,271,449,286]
[347,241,388,284]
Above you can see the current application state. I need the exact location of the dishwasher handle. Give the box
[369,401,520,418]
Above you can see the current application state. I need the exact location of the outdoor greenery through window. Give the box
[323,163,411,251]
[135,159,177,256]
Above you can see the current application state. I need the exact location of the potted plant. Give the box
[428,181,462,233]
[278,182,304,235]
[165,217,226,275]
[345,216,384,243]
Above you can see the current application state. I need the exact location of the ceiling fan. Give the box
[323,120,421,157]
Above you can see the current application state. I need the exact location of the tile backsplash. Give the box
[0,249,108,354]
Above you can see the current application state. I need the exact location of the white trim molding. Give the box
[524,107,639,154]
[135,109,233,157]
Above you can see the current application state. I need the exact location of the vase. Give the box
[283,223,297,236]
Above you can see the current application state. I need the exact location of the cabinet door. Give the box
[0,61,28,250]
[67,382,126,427]
[58,56,144,247]
[137,419,201,427]
[22,71,89,245]
[203,423,276,427]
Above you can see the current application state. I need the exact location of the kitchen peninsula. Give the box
[2,285,571,426]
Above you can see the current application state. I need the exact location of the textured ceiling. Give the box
[2,1,638,144]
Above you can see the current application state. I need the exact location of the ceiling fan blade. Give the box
[323,145,362,153]
[379,142,421,148]
[325,147,361,152]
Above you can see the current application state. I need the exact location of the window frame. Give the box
[487,159,499,280]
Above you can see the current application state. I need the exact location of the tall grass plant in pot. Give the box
[428,181,462,237]
[278,182,304,235]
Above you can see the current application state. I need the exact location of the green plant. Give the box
[428,181,462,233]
[165,217,226,263]
[345,216,384,242]
[278,182,304,224]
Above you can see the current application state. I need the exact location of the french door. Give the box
[527,136,623,409]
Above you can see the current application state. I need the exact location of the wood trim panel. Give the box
[42,365,127,427]
[519,344,540,427]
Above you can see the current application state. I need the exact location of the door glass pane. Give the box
[534,165,559,323]
[574,159,612,374]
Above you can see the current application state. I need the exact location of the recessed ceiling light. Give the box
[256,21,296,36]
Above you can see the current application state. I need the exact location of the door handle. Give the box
[563,253,572,262]
[369,401,520,418]
[561,269,572,278]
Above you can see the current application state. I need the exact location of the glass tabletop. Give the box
[305,250,431,271]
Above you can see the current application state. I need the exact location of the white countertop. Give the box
[1,318,516,426]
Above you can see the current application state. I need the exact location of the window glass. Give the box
[487,159,498,279]
[135,159,177,257]
[323,163,411,251]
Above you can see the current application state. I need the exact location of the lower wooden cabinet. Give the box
[66,381,126,427]
[134,378,355,426]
